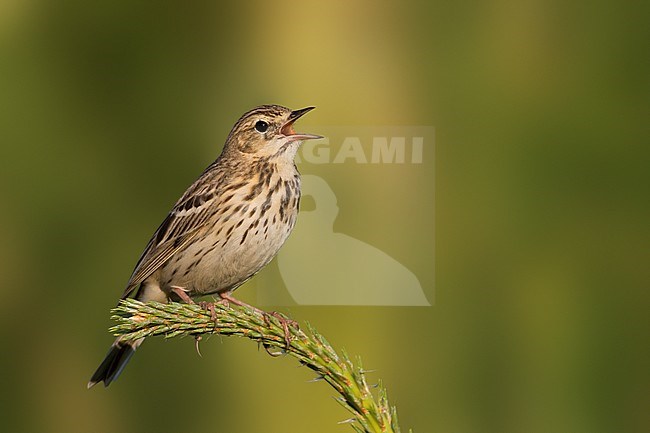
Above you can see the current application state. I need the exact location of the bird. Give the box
[88,105,321,388]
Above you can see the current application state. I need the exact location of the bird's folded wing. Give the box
[121,187,218,299]
[120,228,203,299]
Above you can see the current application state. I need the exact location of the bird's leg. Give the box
[218,292,297,349]
[170,286,203,355]
[170,286,195,304]
[218,292,265,315]
[171,286,220,325]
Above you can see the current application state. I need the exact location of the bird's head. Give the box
[224,105,321,161]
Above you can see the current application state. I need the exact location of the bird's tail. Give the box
[87,338,143,388]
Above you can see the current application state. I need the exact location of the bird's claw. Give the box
[264,311,298,349]
[198,301,219,323]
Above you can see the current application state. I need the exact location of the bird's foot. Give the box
[264,311,298,350]
[170,287,205,355]
[198,301,219,323]
[217,293,296,351]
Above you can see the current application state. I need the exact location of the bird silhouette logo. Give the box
[277,175,430,306]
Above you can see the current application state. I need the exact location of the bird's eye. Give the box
[254,120,269,133]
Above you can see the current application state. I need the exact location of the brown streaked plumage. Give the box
[88,105,320,388]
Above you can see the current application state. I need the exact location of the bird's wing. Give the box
[121,179,221,299]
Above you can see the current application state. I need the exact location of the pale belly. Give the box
[153,181,299,297]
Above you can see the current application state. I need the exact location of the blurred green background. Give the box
[0,1,647,432]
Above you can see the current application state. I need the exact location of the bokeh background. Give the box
[0,1,647,432]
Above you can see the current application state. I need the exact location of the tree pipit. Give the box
[88,105,321,388]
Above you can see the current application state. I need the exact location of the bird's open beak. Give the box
[281,107,322,141]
